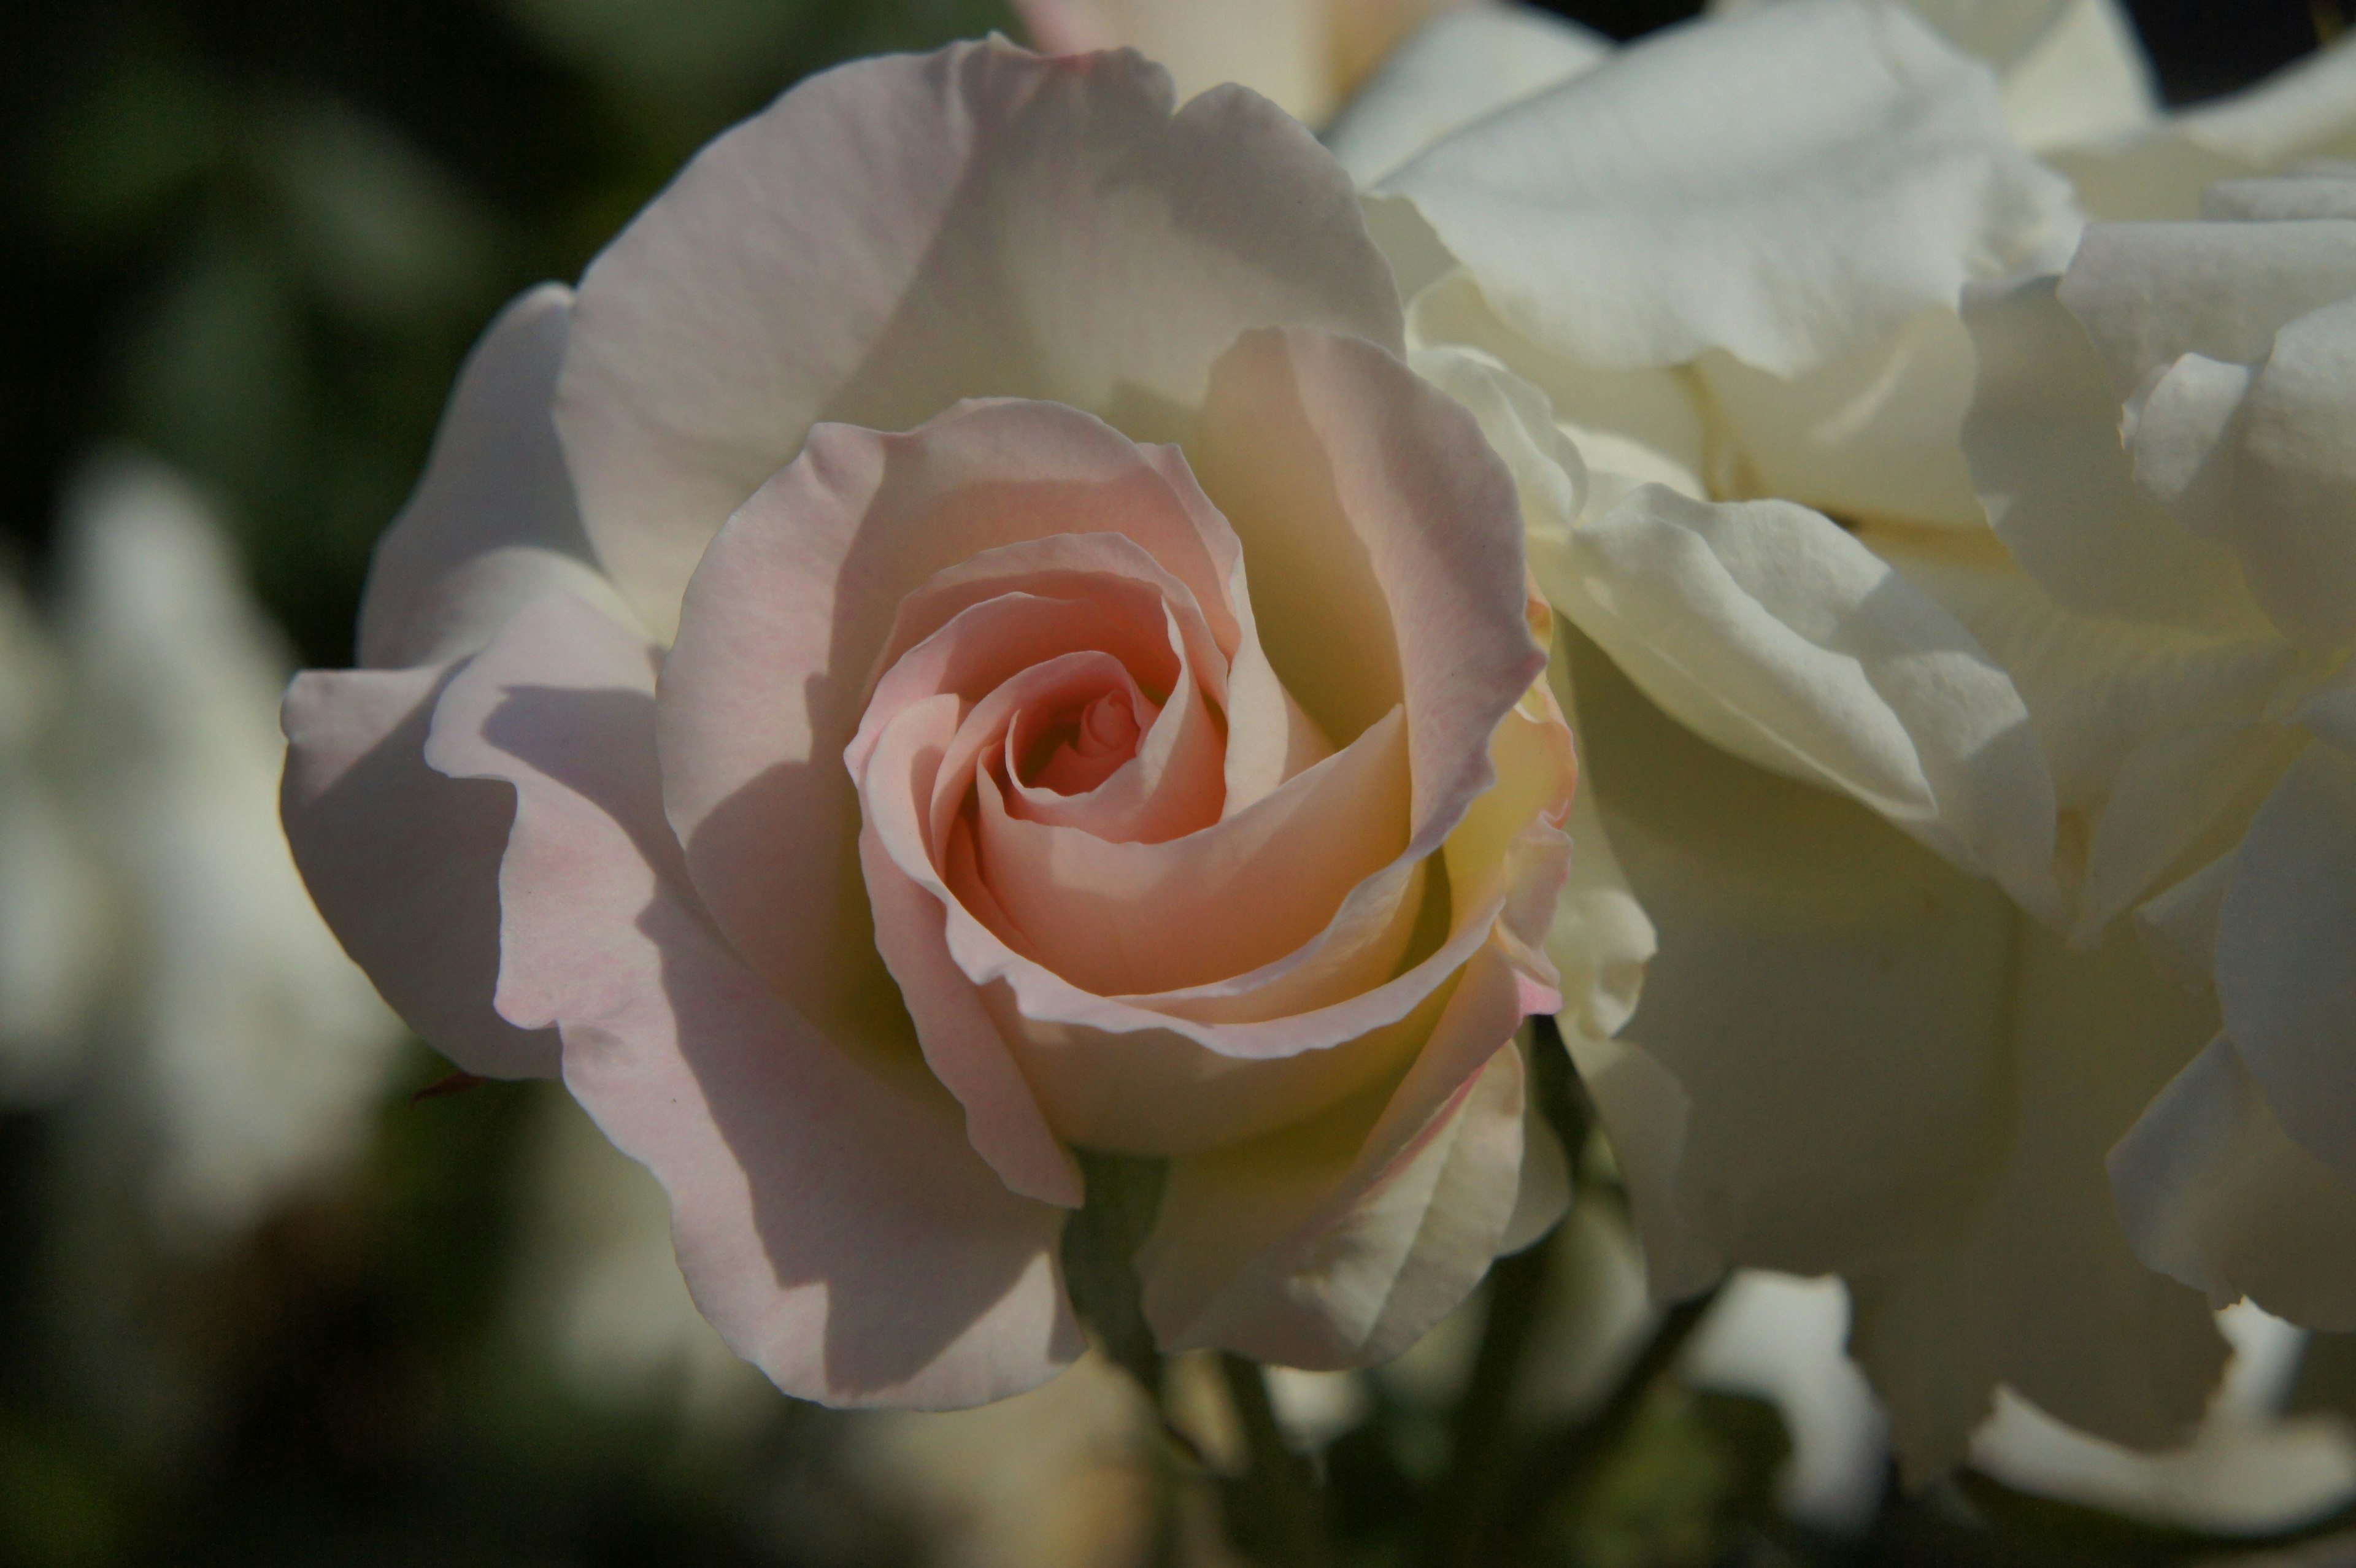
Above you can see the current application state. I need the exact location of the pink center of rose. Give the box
[1022,688,1149,795]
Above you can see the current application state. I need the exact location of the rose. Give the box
[1944,166,2356,1332]
[1320,0,2319,1481]
[281,39,1576,1407]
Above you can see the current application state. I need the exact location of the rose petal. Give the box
[356,285,635,669]
[1534,483,2062,922]
[858,696,1085,1205]
[863,693,1424,1156]
[2112,1034,2356,1329]
[660,399,1244,1040]
[1378,0,2073,377]
[1136,943,1534,1366]
[2059,219,2356,398]
[426,592,1082,1404]
[1846,915,2227,1482]
[1325,6,1611,186]
[2054,40,2356,221]
[1873,528,2304,936]
[1992,0,2158,153]
[969,707,1409,997]
[1195,326,1541,851]
[1014,0,1330,122]
[1963,275,2268,632]
[282,663,559,1078]
[558,40,1402,640]
[1561,630,2015,1281]
[2216,742,2356,1186]
[2225,296,2356,648]
[1695,307,1987,530]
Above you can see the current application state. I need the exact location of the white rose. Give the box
[1339,0,2336,1480]
[1948,164,2356,1332]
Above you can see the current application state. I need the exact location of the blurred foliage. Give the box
[0,1,2346,1565]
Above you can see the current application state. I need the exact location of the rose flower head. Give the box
[281,40,1576,1407]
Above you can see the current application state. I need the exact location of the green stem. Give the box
[1219,1355,1331,1568]
[1062,1151,1167,1401]
[1414,1020,1592,1568]
[1498,1285,1723,1551]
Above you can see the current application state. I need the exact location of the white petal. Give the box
[1696,306,1987,530]
[1962,274,2268,632]
[1847,918,2227,1481]
[1325,4,1611,186]
[2135,851,2233,988]
[58,459,406,1240]
[1535,484,2061,918]
[2216,741,2356,1185]
[2060,217,2356,396]
[1380,0,2073,376]
[1992,0,2157,153]
[1871,528,2303,935]
[1684,1273,1889,1531]
[558,42,1402,641]
[357,285,634,669]
[2057,39,2356,221]
[1970,1377,2356,1537]
[1561,632,2019,1293]
[2112,1034,2356,1329]
[2227,295,2356,648]
[1407,274,1710,498]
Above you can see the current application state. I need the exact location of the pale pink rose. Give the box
[280,41,1576,1409]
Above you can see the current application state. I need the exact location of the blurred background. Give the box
[0,2,2348,1564]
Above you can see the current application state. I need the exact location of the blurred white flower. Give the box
[849,1351,1165,1568]
[1685,1274,1888,1531]
[0,575,109,1099]
[505,1084,776,1429]
[1972,1304,2356,1535]
[0,455,405,1242]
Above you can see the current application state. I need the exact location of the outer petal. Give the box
[282,663,560,1078]
[1872,526,2304,937]
[1845,917,2226,1482]
[356,285,634,669]
[1533,484,2061,920]
[2112,1034,2356,1330]
[2225,295,2356,650]
[1961,275,2266,632]
[558,40,1403,641]
[1560,632,2018,1287]
[1015,0,1327,122]
[426,591,1081,1407]
[1378,0,2073,377]
[1695,307,1987,531]
[1324,6,1611,186]
[1704,0,2158,152]
[2215,741,2356,1186]
[1990,0,2157,153]
[2058,219,2356,398]
[2054,37,2356,221]
[1135,945,1533,1366]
